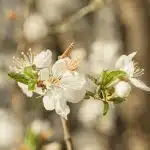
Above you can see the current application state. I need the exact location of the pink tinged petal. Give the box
[18,82,33,97]
[130,78,150,91]
[128,51,137,60]
[61,72,86,90]
[39,68,50,80]
[52,58,68,78]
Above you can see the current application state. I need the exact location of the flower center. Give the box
[133,61,144,77]
[48,76,61,87]
[10,49,35,72]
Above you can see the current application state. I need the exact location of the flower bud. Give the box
[115,81,131,98]
[34,50,52,68]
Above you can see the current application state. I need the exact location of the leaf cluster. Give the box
[8,65,38,91]
[87,70,127,115]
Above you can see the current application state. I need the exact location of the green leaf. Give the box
[103,102,109,116]
[8,72,29,84]
[98,70,110,87]
[28,80,37,91]
[87,75,98,84]
[24,66,37,79]
[110,97,126,104]
[101,70,127,88]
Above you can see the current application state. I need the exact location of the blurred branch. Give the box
[49,0,105,34]
[60,117,73,150]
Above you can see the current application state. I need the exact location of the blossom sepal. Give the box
[103,102,109,116]
[109,97,126,104]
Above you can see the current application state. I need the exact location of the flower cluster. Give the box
[8,45,150,118]
[86,52,150,115]
[8,45,86,119]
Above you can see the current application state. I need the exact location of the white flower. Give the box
[18,82,44,97]
[116,52,150,91]
[34,50,52,68]
[10,49,52,73]
[115,81,131,97]
[42,58,86,119]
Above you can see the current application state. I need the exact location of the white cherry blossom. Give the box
[10,49,52,73]
[42,57,86,119]
[116,52,150,91]
[10,50,52,97]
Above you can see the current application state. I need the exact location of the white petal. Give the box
[115,55,134,77]
[52,58,68,78]
[55,96,70,120]
[39,68,50,80]
[128,51,137,60]
[18,82,33,97]
[43,88,70,119]
[130,78,150,91]
[115,55,127,69]
[61,71,86,90]
[34,50,52,68]
[43,90,55,110]
[63,86,86,103]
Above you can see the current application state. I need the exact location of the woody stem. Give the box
[60,116,73,150]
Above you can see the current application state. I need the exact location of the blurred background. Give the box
[0,0,150,149]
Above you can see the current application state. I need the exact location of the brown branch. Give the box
[60,117,73,150]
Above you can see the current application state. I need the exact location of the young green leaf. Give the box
[101,70,127,88]
[28,80,37,91]
[103,102,109,116]
[24,66,37,79]
[8,72,29,84]
[110,97,126,104]
[98,70,110,87]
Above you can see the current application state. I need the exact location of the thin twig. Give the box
[60,117,73,150]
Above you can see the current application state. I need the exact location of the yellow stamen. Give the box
[65,59,81,71]
[58,42,74,59]
[48,76,60,86]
